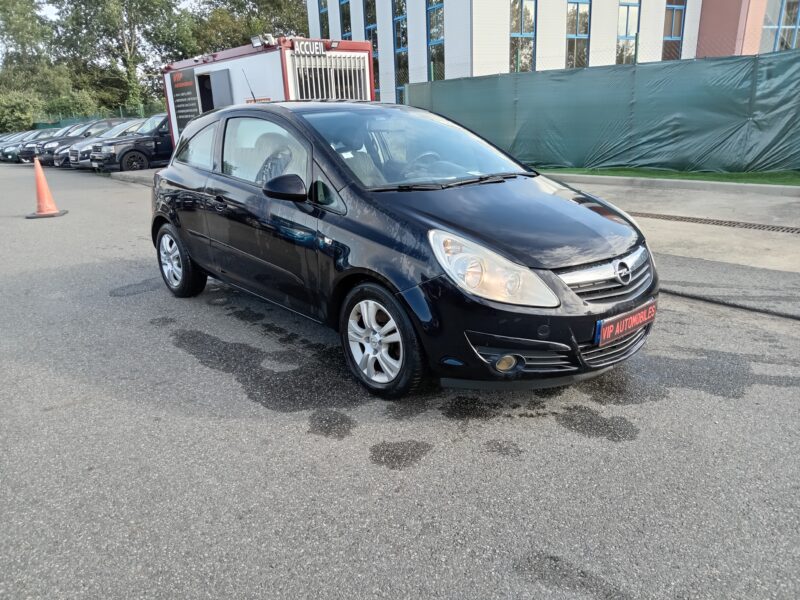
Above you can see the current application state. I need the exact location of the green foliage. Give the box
[0,0,310,125]
[0,90,44,131]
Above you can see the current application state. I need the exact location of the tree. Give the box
[0,90,44,130]
[0,0,51,60]
[192,0,308,54]
[51,0,188,106]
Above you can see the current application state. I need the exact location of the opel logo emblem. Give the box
[614,260,632,285]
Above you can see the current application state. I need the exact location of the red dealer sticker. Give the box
[595,300,657,347]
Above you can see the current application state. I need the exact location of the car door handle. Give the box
[212,196,228,212]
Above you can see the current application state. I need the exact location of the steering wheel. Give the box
[409,151,441,171]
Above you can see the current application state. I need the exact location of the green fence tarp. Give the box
[406,50,800,172]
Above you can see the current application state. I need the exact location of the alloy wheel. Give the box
[159,234,183,287]
[347,299,404,383]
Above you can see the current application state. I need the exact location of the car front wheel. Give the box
[156,223,207,297]
[339,282,425,398]
[121,150,149,171]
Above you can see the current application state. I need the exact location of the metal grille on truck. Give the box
[289,51,371,101]
[556,245,652,304]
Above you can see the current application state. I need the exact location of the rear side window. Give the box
[175,123,216,171]
[222,117,308,186]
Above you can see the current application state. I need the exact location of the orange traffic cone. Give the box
[26,157,67,219]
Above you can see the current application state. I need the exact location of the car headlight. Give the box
[428,230,560,307]
[44,141,58,149]
[101,145,115,153]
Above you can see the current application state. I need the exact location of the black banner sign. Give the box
[169,68,200,135]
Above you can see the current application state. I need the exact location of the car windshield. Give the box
[53,125,73,137]
[70,122,95,137]
[138,114,164,134]
[99,120,142,139]
[299,106,528,189]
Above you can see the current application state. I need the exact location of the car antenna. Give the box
[242,69,257,103]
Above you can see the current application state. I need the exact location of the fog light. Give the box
[495,355,517,372]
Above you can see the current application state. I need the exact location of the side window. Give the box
[222,117,308,187]
[312,165,346,214]
[175,123,216,171]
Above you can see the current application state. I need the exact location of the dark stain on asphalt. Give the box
[514,551,633,600]
[171,329,365,412]
[149,316,176,327]
[555,405,638,442]
[205,284,242,306]
[227,306,265,323]
[370,440,433,470]
[580,348,800,405]
[109,277,161,297]
[485,439,524,457]
[261,322,288,336]
[440,396,503,420]
[308,409,356,439]
[385,394,437,420]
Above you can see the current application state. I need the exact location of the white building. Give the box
[305,0,704,103]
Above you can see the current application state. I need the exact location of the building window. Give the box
[616,0,640,64]
[427,0,445,81]
[761,0,800,52]
[340,0,352,40]
[662,0,686,61]
[393,0,408,102]
[510,0,536,72]
[319,0,329,38]
[364,0,379,99]
[566,0,591,69]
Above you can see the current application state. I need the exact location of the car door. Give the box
[154,119,173,161]
[157,121,218,268]
[204,112,319,316]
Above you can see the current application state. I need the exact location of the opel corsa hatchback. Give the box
[152,103,658,397]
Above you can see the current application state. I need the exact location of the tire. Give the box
[339,282,426,398]
[120,150,149,171]
[156,223,207,298]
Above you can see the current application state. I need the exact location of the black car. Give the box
[90,113,173,171]
[2,130,38,163]
[40,119,122,167]
[70,118,145,169]
[151,102,659,397]
[18,128,60,162]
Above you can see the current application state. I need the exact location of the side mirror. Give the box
[83,131,92,137]
[263,174,307,202]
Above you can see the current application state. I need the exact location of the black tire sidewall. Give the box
[122,151,148,171]
[339,282,424,398]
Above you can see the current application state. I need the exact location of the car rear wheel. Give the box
[339,282,425,398]
[121,150,149,171]
[156,223,207,297]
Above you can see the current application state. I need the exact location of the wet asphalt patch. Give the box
[369,440,433,470]
[514,551,633,600]
[308,409,356,439]
[149,316,176,327]
[555,406,639,442]
[484,439,524,457]
[109,277,162,297]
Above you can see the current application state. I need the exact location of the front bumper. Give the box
[2,150,19,162]
[53,153,72,167]
[89,152,118,171]
[399,264,659,389]
[70,154,94,169]
[18,148,37,161]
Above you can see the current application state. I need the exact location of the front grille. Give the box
[579,325,650,368]
[557,245,653,304]
[92,144,102,153]
[473,345,578,374]
[69,149,79,161]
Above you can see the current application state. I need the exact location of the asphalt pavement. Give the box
[1,163,799,599]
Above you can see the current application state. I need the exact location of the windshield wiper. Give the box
[370,183,445,192]
[441,171,539,188]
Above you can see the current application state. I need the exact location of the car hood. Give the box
[71,136,104,151]
[372,175,642,270]
[108,133,151,145]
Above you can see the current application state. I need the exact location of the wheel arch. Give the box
[326,269,404,331]
[151,214,171,247]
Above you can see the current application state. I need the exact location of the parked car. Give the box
[70,119,145,169]
[40,119,123,167]
[1,131,26,160]
[90,113,172,171]
[151,102,659,397]
[2,130,37,163]
[18,128,60,162]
